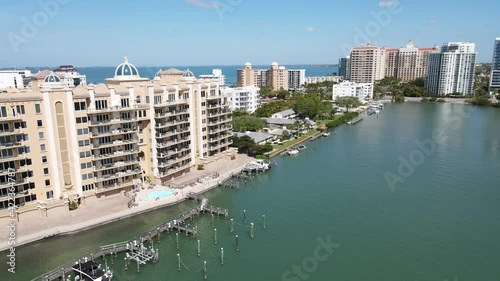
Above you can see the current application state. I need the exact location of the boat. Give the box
[297,145,307,151]
[72,259,113,281]
[367,108,376,115]
[322,132,331,137]
[243,159,270,172]
[287,149,299,156]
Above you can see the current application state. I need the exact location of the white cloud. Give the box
[428,19,440,25]
[306,27,315,32]
[378,1,400,7]
[185,0,220,9]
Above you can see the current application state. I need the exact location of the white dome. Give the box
[182,69,196,80]
[44,72,61,83]
[245,62,252,66]
[114,57,140,78]
[271,62,279,66]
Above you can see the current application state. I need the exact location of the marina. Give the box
[4,103,500,281]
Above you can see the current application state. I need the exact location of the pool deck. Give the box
[0,154,254,252]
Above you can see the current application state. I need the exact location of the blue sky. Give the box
[1,0,499,67]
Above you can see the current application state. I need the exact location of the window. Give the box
[79,151,91,158]
[38,132,44,139]
[37,120,43,127]
[81,162,92,169]
[40,144,46,151]
[78,140,90,147]
[95,100,107,110]
[82,184,94,192]
[46,191,54,199]
[35,104,41,114]
[42,156,48,163]
[14,122,27,129]
[121,98,130,108]
[16,105,25,115]
[76,117,88,124]
[74,102,86,111]
[82,173,93,180]
[43,168,49,175]
[146,96,150,104]
[0,106,7,118]
[45,179,50,186]
[77,128,89,135]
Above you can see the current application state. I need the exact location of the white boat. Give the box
[287,149,299,156]
[243,159,270,172]
[72,260,113,281]
[297,145,307,151]
[322,132,331,137]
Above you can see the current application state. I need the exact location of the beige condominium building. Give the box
[385,41,440,81]
[237,62,289,90]
[0,57,232,212]
[349,44,387,83]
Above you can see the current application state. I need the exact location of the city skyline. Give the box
[1,0,499,67]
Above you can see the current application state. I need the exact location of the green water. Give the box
[3,103,500,281]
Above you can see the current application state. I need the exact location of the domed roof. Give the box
[44,72,61,83]
[245,62,252,66]
[114,57,140,78]
[182,69,196,79]
[155,69,162,77]
[271,62,279,66]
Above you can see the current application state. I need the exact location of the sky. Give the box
[0,0,499,67]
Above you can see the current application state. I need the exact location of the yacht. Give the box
[72,260,113,281]
[243,159,270,172]
[297,145,307,151]
[287,149,299,156]
[322,132,331,137]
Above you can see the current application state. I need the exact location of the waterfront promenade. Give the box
[0,154,254,252]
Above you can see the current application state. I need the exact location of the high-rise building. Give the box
[426,42,477,95]
[338,57,350,80]
[288,69,306,90]
[199,69,226,86]
[349,44,386,83]
[385,41,439,81]
[0,57,232,211]
[221,86,260,113]
[490,38,500,92]
[237,62,289,90]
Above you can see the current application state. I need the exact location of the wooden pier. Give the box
[32,196,229,281]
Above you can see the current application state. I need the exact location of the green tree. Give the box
[231,109,249,118]
[254,100,292,117]
[293,93,332,119]
[259,86,273,98]
[276,89,292,100]
[232,115,266,132]
[335,96,361,111]
[281,130,290,140]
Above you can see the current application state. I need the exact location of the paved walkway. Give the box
[0,154,254,251]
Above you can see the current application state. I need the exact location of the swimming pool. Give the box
[146,190,175,200]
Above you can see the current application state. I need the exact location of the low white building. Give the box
[332,81,373,103]
[199,69,226,86]
[221,86,260,113]
[305,75,342,84]
[0,70,32,89]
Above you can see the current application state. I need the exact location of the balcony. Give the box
[153,99,189,108]
[87,104,149,114]
[90,128,137,138]
[93,159,140,172]
[0,142,25,149]
[155,130,183,139]
[91,149,139,161]
[0,115,23,122]
[0,154,28,163]
[0,177,29,188]
[94,169,141,183]
[154,109,189,118]
[159,159,191,176]
[95,180,137,194]
[91,139,138,150]
[0,129,24,137]
[0,166,30,176]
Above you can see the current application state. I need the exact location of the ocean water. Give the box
[3,103,500,281]
[27,65,338,85]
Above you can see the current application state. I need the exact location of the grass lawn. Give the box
[272,130,319,151]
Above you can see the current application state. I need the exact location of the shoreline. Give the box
[269,130,324,158]
[0,158,253,252]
